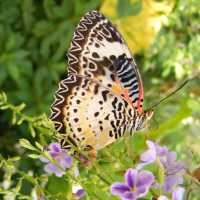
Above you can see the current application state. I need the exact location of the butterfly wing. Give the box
[68,10,143,112]
[50,74,135,150]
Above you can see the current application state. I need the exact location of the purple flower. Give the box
[137,140,168,169]
[76,189,85,198]
[163,175,183,193]
[137,140,185,193]
[172,187,185,200]
[39,193,45,200]
[157,187,185,200]
[40,143,72,177]
[161,152,185,175]
[158,196,168,200]
[161,152,185,192]
[111,168,154,200]
[73,185,86,199]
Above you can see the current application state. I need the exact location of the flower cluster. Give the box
[111,140,185,200]
[40,143,72,177]
[40,141,185,200]
[40,143,85,199]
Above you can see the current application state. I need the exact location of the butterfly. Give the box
[50,10,153,157]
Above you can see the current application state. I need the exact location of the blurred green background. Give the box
[0,0,200,199]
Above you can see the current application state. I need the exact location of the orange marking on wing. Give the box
[111,84,123,95]
[111,79,124,95]
[111,79,133,107]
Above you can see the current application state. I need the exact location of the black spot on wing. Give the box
[94,112,99,117]
[102,90,109,101]
[112,97,118,109]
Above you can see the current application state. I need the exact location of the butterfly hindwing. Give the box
[68,10,144,112]
[50,74,135,150]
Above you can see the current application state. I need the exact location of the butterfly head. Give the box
[133,109,154,131]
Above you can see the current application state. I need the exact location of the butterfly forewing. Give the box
[68,10,143,112]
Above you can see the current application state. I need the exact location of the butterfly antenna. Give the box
[149,78,191,109]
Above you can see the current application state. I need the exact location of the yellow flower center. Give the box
[131,186,137,192]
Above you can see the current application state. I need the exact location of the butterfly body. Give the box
[50,11,153,153]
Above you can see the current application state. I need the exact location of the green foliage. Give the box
[0,0,200,199]
[143,0,200,79]
[46,175,71,196]
[0,0,101,115]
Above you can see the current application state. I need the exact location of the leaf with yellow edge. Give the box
[100,0,175,53]
[148,102,192,140]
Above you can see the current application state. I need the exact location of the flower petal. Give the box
[56,154,72,169]
[146,140,157,152]
[167,152,177,163]
[156,145,168,157]
[44,163,64,177]
[136,185,148,197]
[137,171,155,188]
[166,160,185,175]
[158,195,169,200]
[50,152,58,158]
[110,183,130,196]
[172,187,185,200]
[125,169,137,188]
[136,163,147,170]
[135,171,154,197]
[39,156,49,163]
[49,143,61,152]
[122,191,137,200]
[76,189,85,198]
[44,163,56,174]
[54,169,65,177]
[163,175,183,193]
[63,154,73,168]
[140,149,156,164]
[139,140,157,166]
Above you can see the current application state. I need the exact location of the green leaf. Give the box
[19,139,38,151]
[0,105,9,110]
[35,142,43,150]
[8,156,21,162]
[15,103,26,112]
[16,178,22,192]
[43,0,56,19]
[29,124,36,137]
[149,102,192,139]
[46,175,71,195]
[33,20,54,37]
[21,0,34,31]
[28,154,41,159]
